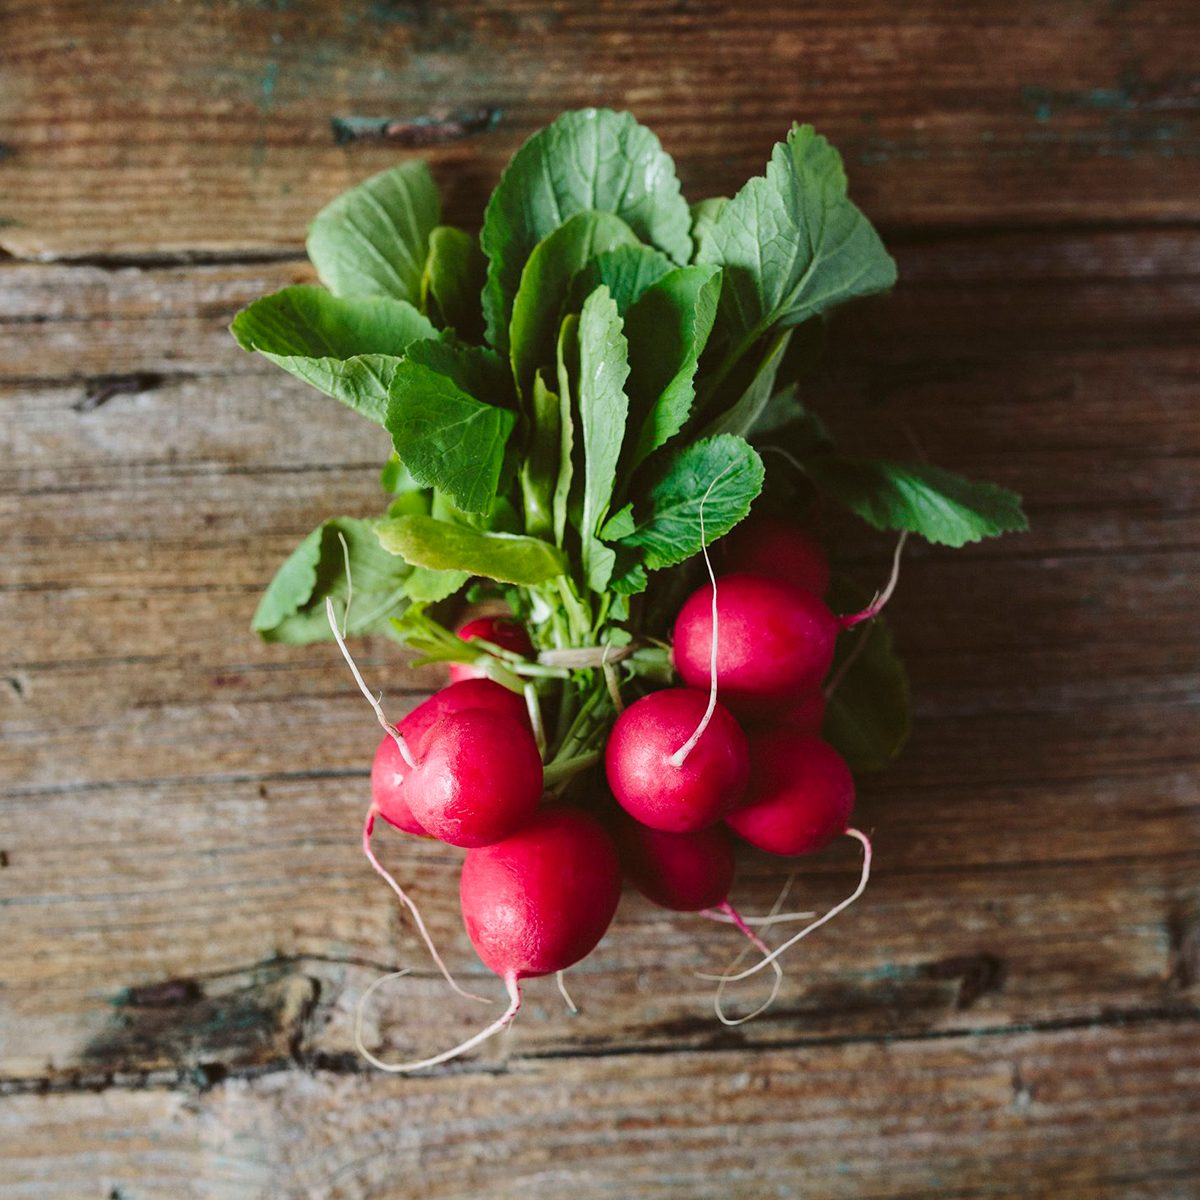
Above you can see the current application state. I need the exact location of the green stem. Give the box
[542,751,600,789]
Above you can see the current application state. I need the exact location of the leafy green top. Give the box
[232,109,1026,771]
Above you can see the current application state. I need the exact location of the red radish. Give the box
[781,689,827,735]
[357,807,622,1072]
[610,810,790,1026]
[605,688,748,832]
[369,678,531,835]
[613,813,736,912]
[722,516,831,597]
[674,573,840,714]
[405,708,544,847]
[726,734,855,856]
[450,616,535,682]
[324,599,489,1002]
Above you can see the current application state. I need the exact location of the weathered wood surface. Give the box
[4,226,1199,1193]
[2,1,1200,257]
[3,2,1200,1195]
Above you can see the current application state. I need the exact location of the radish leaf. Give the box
[231,286,435,426]
[377,515,566,584]
[306,162,439,305]
[423,226,486,339]
[253,517,412,643]
[697,125,896,342]
[510,212,638,401]
[618,434,764,570]
[577,286,630,592]
[481,109,692,351]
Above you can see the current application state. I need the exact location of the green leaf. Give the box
[404,336,514,407]
[231,286,436,426]
[624,264,721,466]
[377,515,566,584]
[619,434,764,570]
[570,243,674,314]
[386,355,516,514]
[422,225,487,340]
[698,329,791,439]
[518,369,561,539]
[688,198,727,259]
[577,287,630,592]
[553,314,579,548]
[481,108,692,351]
[509,212,639,400]
[823,579,910,771]
[800,454,1028,547]
[306,162,439,305]
[403,565,470,603]
[252,517,411,644]
[696,125,896,342]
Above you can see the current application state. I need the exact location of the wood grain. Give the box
[2,2,1200,258]
[4,1023,1199,1199]
[3,4,1200,1193]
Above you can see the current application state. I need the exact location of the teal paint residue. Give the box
[259,60,279,114]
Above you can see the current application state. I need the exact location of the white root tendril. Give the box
[556,970,579,1014]
[709,900,784,1026]
[325,596,415,769]
[840,533,908,630]
[362,809,488,1004]
[337,531,353,635]
[355,970,522,1073]
[698,828,873,986]
[699,871,816,926]
[668,464,736,769]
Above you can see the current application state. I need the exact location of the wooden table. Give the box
[3,3,1199,1196]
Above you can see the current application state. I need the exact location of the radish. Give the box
[610,810,795,1026]
[357,807,622,1072]
[449,615,535,683]
[604,688,748,832]
[673,572,840,713]
[721,516,830,597]
[405,708,544,847]
[726,733,855,856]
[370,678,532,835]
[613,812,736,912]
[673,536,906,716]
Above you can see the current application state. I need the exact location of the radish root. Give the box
[699,828,873,986]
[362,809,488,1004]
[325,596,415,769]
[708,900,785,1026]
[556,970,579,1014]
[840,533,907,630]
[355,970,522,1073]
[669,465,735,768]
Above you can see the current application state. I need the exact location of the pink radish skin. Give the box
[605,688,749,833]
[449,616,535,683]
[370,678,530,835]
[612,813,736,912]
[356,807,621,1073]
[461,807,622,979]
[726,734,855,855]
[722,517,831,598]
[673,572,840,716]
[370,735,429,836]
[405,709,543,848]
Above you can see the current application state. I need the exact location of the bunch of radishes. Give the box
[236,109,1026,1070]
[349,515,879,1071]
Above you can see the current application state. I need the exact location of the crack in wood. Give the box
[74,372,164,413]
[330,106,502,146]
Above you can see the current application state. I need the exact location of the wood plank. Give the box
[2,3,1200,258]
[4,1022,1199,1198]
[2,760,1197,1078]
